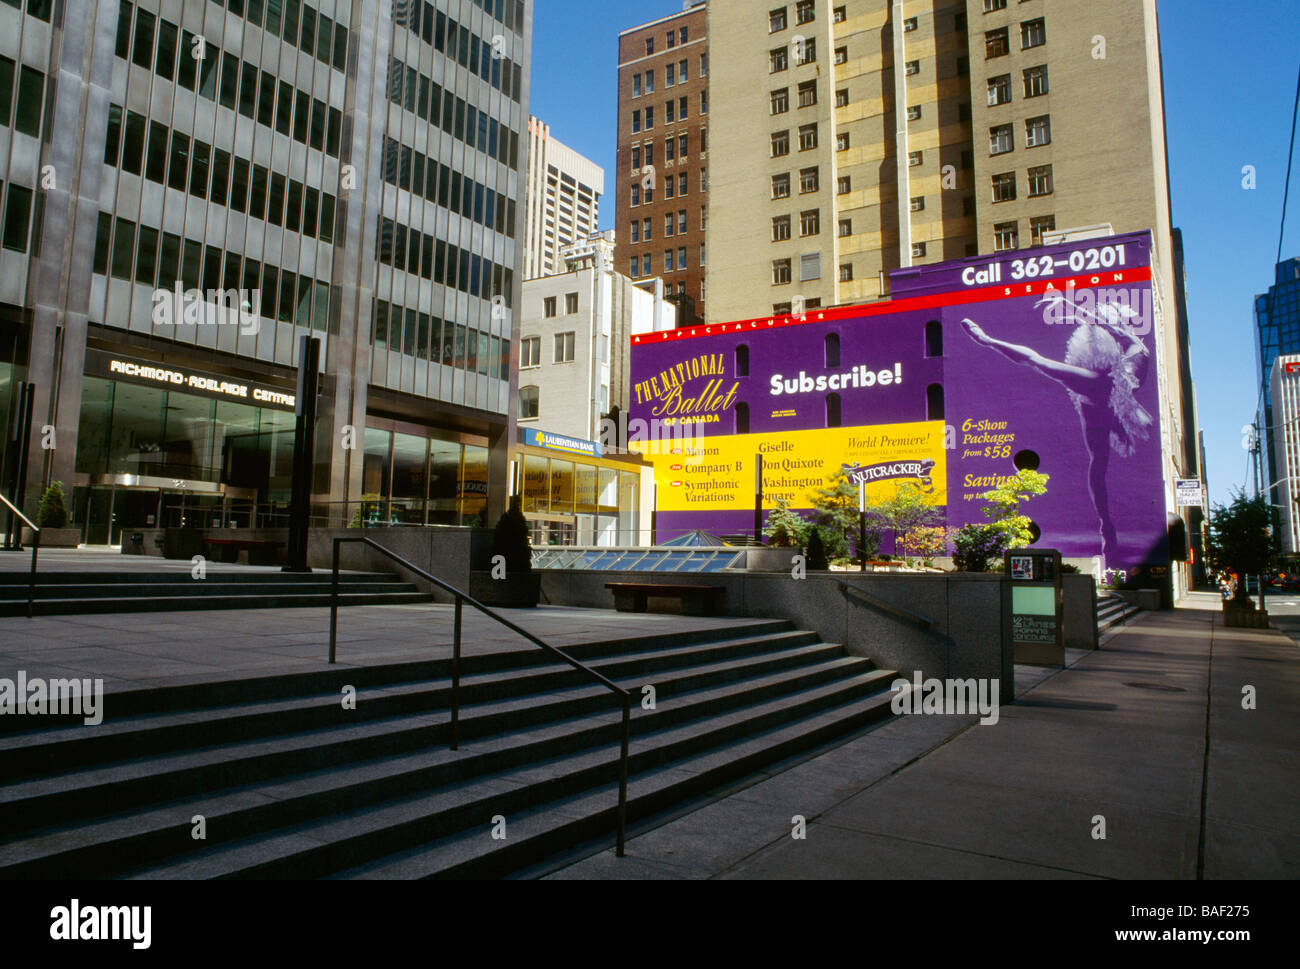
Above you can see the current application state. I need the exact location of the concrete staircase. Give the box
[1097,592,1142,635]
[0,619,897,879]
[0,571,433,617]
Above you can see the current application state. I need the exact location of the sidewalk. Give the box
[546,592,1299,879]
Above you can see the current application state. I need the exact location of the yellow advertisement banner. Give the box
[634,422,947,512]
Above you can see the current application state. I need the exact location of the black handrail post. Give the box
[328,538,340,664]
[28,528,38,619]
[451,596,462,751]
[616,693,630,857]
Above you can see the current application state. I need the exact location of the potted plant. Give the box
[22,481,81,548]
[469,495,540,607]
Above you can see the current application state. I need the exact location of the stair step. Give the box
[0,591,434,617]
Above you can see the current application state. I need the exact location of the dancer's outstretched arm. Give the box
[961,319,1097,395]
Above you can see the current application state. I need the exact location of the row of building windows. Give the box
[629,55,706,97]
[628,208,701,243]
[92,212,338,332]
[1,0,52,22]
[392,0,525,103]
[988,65,1050,105]
[768,2,817,33]
[630,93,707,133]
[375,217,515,306]
[386,57,521,170]
[198,0,347,70]
[992,164,1055,201]
[770,80,818,114]
[989,115,1051,153]
[629,170,700,206]
[115,2,345,160]
[985,18,1046,57]
[518,332,575,368]
[628,246,702,278]
[0,56,46,139]
[629,130,705,169]
[992,214,1057,252]
[642,21,691,56]
[380,137,517,238]
[0,179,40,255]
[769,40,816,73]
[104,105,338,244]
[372,299,510,379]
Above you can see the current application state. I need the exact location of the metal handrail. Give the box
[328,536,632,857]
[0,494,40,619]
[833,578,935,630]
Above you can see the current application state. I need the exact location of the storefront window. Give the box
[522,453,548,514]
[550,459,575,516]
[461,444,488,526]
[428,440,462,525]
[390,431,428,524]
[362,427,392,515]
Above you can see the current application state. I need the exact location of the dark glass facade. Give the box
[1255,257,1300,489]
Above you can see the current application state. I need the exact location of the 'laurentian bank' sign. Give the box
[522,428,602,459]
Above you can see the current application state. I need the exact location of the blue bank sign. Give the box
[522,428,603,459]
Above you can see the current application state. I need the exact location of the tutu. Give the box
[1063,324,1153,456]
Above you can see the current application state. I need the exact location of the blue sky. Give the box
[529,0,1300,507]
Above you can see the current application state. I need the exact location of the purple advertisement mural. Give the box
[629,230,1168,573]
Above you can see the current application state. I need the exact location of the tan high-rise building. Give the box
[707,0,1177,329]
[615,1,709,325]
[523,117,605,280]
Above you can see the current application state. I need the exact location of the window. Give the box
[905,60,919,76]
[666,99,675,124]
[663,250,673,272]
[773,215,791,241]
[773,258,792,284]
[911,242,927,258]
[826,393,841,428]
[1021,18,1046,49]
[132,8,155,69]
[632,74,641,97]
[993,221,1018,251]
[833,6,846,23]
[2,184,33,253]
[839,264,853,282]
[771,88,789,114]
[799,167,818,193]
[543,295,557,317]
[645,70,654,93]
[667,63,676,86]
[797,80,817,107]
[631,220,640,243]
[927,384,945,421]
[836,132,850,151]
[1030,215,1056,245]
[796,0,815,25]
[907,105,921,121]
[644,217,653,240]
[984,0,1007,10]
[1024,65,1048,97]
[985,27,1009,58]
[645,38,654,56]
[631,145,642,169]
[679,133,689,158]
[665,177,675,200]
[837,175,851,194]
[796,38,816,65]
[1027,164,1054,197]
[835,47,847,65]
[554,332,575,362]
[770,7,787,32]
[631,185,640,207]
[825,332,841,367]
[771,47,788,72]
[632,109,640,133]
[14,66,43,138]
[772,173,791,199]
[836,88,849,108]
[988,74,1011,105]
[800,252,821,281]
[908,151,922,167]
[678,209,687,233]
[903,17,917,32]
[990,124,1013,154]
[838,218,852,237]
[565,292,579,314]
[925,320,943,357]
[800,209,820,236]
[799,124,818,150]
[1025,115,1051,147]
[519,386,539,419]
[677,247,686,270]
[701,54,708,76]
[910,196,925,212]
[665,213,675,237]
[701,91,709,114]
[992,171,1016,202]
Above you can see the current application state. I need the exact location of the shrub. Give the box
[951,523,1005,572]
[491,494,533,573]
[37,481,69,529]
[806,528,829,571]
[764,498,809,548]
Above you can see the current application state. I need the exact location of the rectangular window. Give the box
[836,132,850,151]
[293,91,310,142]
[134,225,158,285]
[93,212,112,274]
[796,0,815,25]
[797,38,816,65]
[120,111,144,175]
[257,71,276,127]
[903,17,917,32]
[993,221,1018,251]
[132,8,155,69]
[285,182,303,232]
[209,148,230,205]
[115,1,134,59]
[1024,65,1048,98]
[165,132,189,190]
[988,74,1011,106]
[155,20,177,79]
[910,196,925,212]
[1,184,32,253]
[990,124,1013,155]
[772,173,790,199]
[992,171,1016,202]
[188,141,210,198]
[799,252,820,281]
[219,52,239,109]
[521,336,541,368]
[565,292,579,314]
[771,89,789,114]
[110,217,134,278]
[911,242,927,259]
[250,165,268,219]
[799,167,818,193]
[800,209,819,236]
[839,263,854,282]
[799,124,817,150]
[267,173,286,226]
[1030,215,1056,245]
[837,175,851,194]
[554,331,575,362]
[1021,18,1046,49]
[797,80,817,107]
[771,47,788,73]
[836,89,849,108]
[985,26,1009,58]
[907,105,921,121]
[773,258,791,285]
[905,60,919,76]
[230,158,250,212]
[834,47,847,65]
[199,42,219,99]
[177,30,198,89]
[665,213,675,237]
[677,247,686,270]
[1027,164,1054,197]
[14,66,43,138]
[159,232,180,287]
[770,7,787,32]
[838,218,851,237]
[908,150,922,168]
[984,0,1007,11]
[103,103,122,165]
[773,215,791,241]
[1025,114,1051,147]
[238,62,258,118]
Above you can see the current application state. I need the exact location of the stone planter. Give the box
[21,526,81,548]
[1223,601,1269,629]
[468,570,541,608]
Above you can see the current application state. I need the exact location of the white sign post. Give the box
[1174,479,1204,508]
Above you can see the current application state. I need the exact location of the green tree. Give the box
[871,483,945,558]
[901,525,947,567]
[1206,490,1276,605]
[37,481,69,529]
[950,523,1005,572]
[979,469,1050,548]
[763,498,810,547]
[811,468,879,563]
